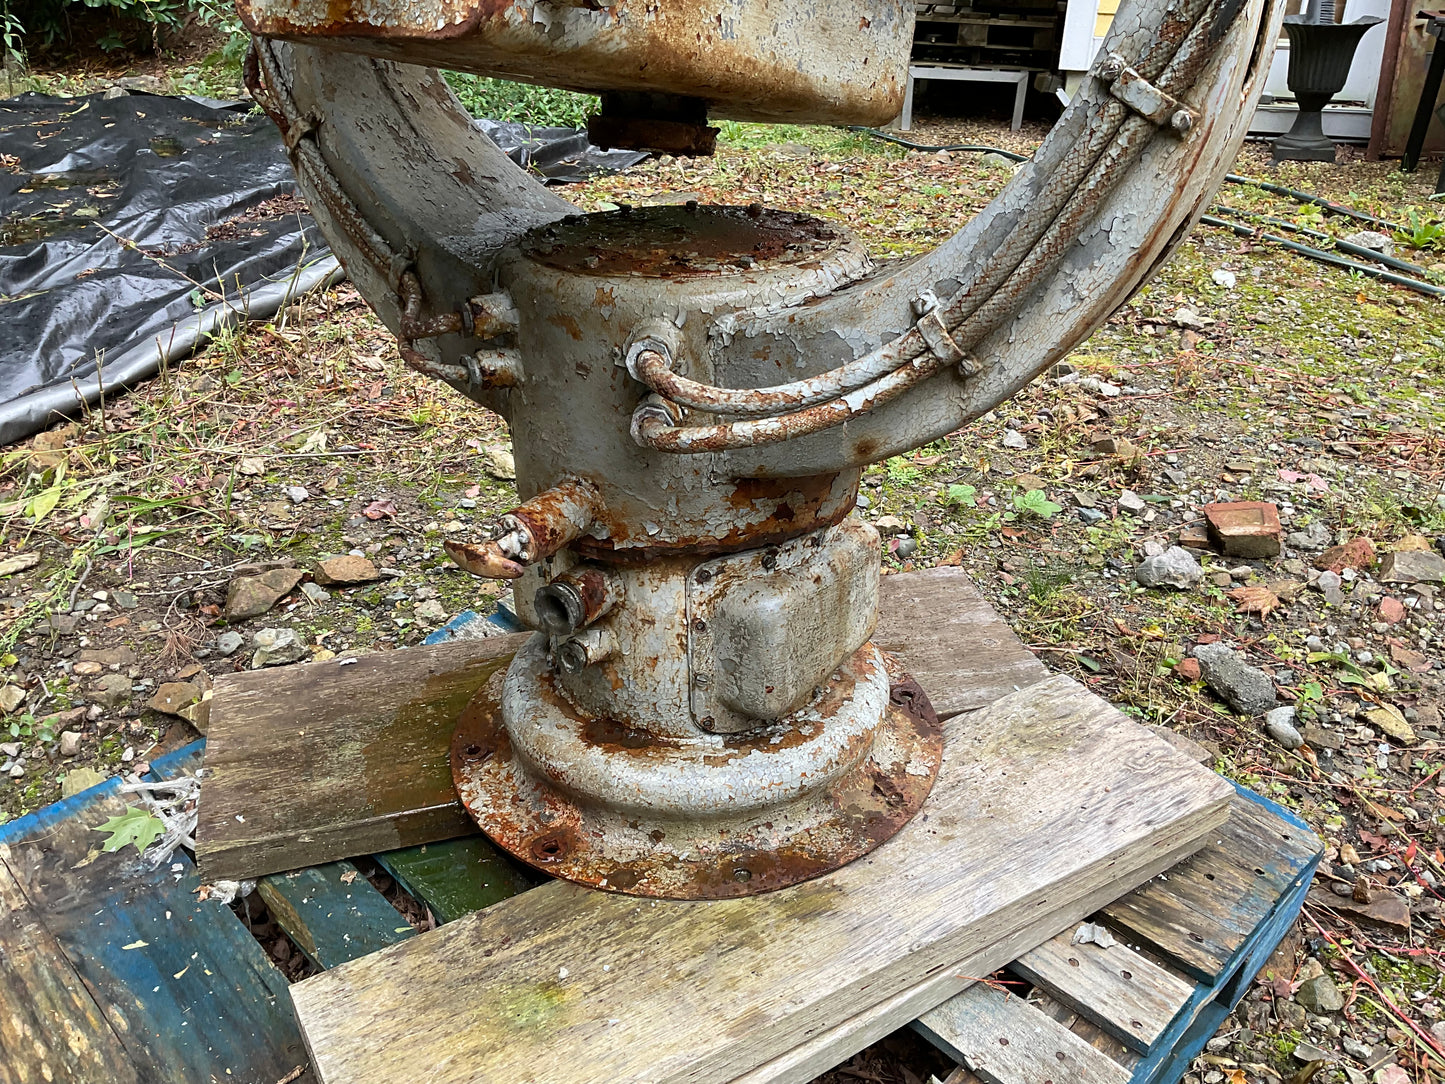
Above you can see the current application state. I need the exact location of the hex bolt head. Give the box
[1170,110,1194,134]
[1100,55,1125,81]
[694,672,711,688]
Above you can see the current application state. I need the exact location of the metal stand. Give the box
[900,64,1029,132]
[1401,10,1445,178]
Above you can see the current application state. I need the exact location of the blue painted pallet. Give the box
[1,699,1319,1084]
[1126,785,1321,1084]
[0,740,310,1084]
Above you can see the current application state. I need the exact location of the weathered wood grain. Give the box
[0,856,140,1084]
[196,634,527,882]
[1010,930,1195,1054]
[914,984,1132,1084]
[374,836,540,924]
[1031,991,1143,1070]
[1100,792,1320,982]
[292,674,1232,1084]
[741,822,1211,1084]
[0,745,308,1084]
[875,567,1049,718]
[258,861,416,968]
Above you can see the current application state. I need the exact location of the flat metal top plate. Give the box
[520,205,848,279]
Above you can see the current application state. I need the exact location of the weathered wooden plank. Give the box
[1010,930,1195,1054]
[1029,991,1142,1070]
[0,744,308,1084]
[739,821,1211,1084]
[0,856,141,1084]
[258,861,417,968]
[374,836,540,924]
[914,984,1132,1084]
[292,674,1232,1084]
[875,567,1049,718]
[1099,790,1320,982]
[196,633,527,882]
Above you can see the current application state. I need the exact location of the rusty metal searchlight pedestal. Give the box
[241,0,1284,899]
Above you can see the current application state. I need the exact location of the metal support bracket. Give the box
[1101,54,1198,133]
[915,306,980,377]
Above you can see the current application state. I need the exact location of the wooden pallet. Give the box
[0,571,1322,1084]
[913,786,1321,1084]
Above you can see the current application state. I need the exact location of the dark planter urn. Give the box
[1272,14,1383,163]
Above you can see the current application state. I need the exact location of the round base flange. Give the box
[450,644,943,900]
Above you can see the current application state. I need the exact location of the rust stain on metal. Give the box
[523,205,841,279]
[450,648,942,900]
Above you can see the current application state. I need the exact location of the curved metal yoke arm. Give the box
[252,0,1282,477]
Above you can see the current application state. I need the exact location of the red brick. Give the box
[1378,597,1406,625]
[1203,501,1282,559]
[1175,658,1201,682]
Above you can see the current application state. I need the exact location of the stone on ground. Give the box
[1264,707,1303,750]
[314,555,381,587]
[0,685,24,713]
[1295,972,1345,1013]
[215,630,246,656]
[1315,537,1376,573]
[251,628,309,668]
[147,681,201,717]
[1192,641,1277,714]
[1379,550,1445,585]
[1286,520,1331,552]
[58,731,82,757]
[1134,546,1203,588]
[61,767,106,799]
[90,673,132,709]
[225,568,305,621]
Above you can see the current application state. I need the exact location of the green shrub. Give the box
[443,71,597,127]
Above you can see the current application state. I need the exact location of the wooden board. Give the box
[1010,931,1195,1054]
[258,862,417,968]
[875,567,1049,719]
[374,836,540,924]
[0,745,308,1084]
[291,674,1233,1084]
[195,569,1041,884]
[196,633,527,882]
[914,984,1132,1084]
[0,858,141,1084]
[1099,793,1320,982]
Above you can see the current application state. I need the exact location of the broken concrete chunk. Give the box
[1192,641,1277,715]
[1134,546,1203,589]
[251,628,309,668]
[147,681,201,717]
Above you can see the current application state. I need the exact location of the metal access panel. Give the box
[236,0,915,126]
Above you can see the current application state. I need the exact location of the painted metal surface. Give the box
[245,0,1283,896]
[239,0,912,127]
[452,643,943,899]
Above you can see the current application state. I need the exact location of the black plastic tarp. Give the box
[0,92,644,446]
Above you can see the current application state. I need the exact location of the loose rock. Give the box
[1286,520,1331,552]
[1192,642,1277,714]
[147,681,201,717]
[1001,429,1027,450]
[1264,707,1303,750]
[225,568,305,621]
[215,630,246,657]
[1135,546,1203,589]
[61,767,106,799]
[251,628,309,668]
[1342,229,1394,256]
[90,673,132,709]
[1294,973,1345,1013]
[0,685,24,714]
[59,731,82,757]
[314,555,382,587]
[283,485,309,504]
[1118,490,1147,516]
[1315,537,1376,574]
[1378,550,1445,585]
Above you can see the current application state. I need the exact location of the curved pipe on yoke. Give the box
[247,40,574,421]
[715,0,1285,476]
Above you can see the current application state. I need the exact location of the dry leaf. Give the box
[1228,585,1281,617]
